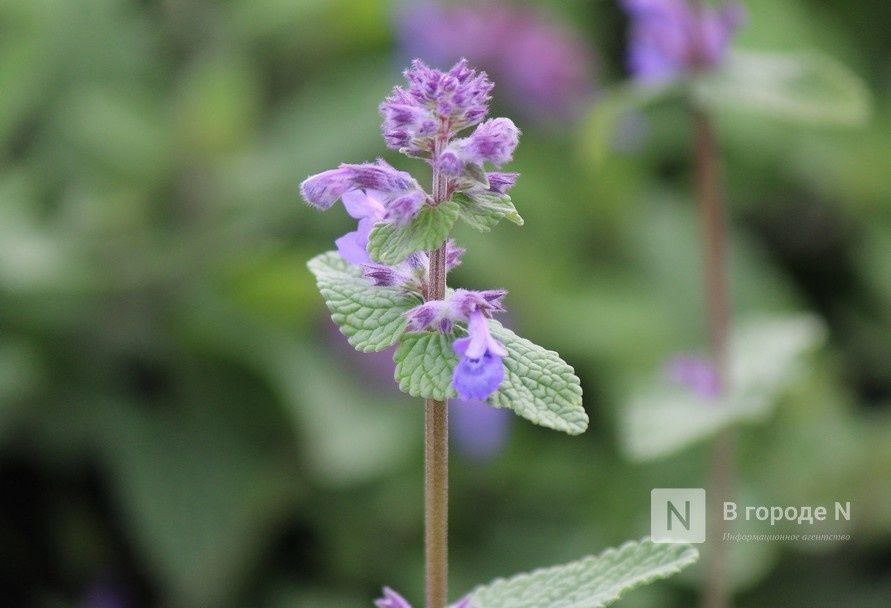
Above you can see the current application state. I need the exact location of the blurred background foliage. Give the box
[1,0,890,607]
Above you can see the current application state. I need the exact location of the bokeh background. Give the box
[2,0,890,606]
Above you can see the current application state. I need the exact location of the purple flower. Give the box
[300,159,430,262]
[397,2,596,125]
[334,190,387,265]
[665,355,721,398]
[380,58,494,154]
[301,159,421,210]
[451,397,511,460]
[384,190,426,224]
[403,288,508,399]
[299,166,354,210]
[622,0,744,83]
[374,588,472,608]
[439,118,521,176]
[405,299,454,333]
[404,289,506,333]
[452,310,508,400]
[375,587,412,608]
[486,171,518,194]
[363,240,464,289]
[449,288,507,317]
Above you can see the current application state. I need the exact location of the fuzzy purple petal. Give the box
[300,167,354,209]
[384,190,426,224]
[445,239,465,271]
[342,189,387,219]
[374,587,413,608]
[486,171,519,194]
[405,300,452,331]
[463,118,520,167]
[335,217,376,265]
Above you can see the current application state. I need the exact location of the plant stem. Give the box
[425,132,450,608]
[693,108,735,608]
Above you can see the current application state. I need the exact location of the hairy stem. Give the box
[694,108,735,608]
[425,131,450,608]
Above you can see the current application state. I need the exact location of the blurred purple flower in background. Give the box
[451,398,511,461]
[326,318,398,392]
[622,0,744,83]
[397,1,596,125]
[665,354,721,398]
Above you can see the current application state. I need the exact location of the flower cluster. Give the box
[299,59,520,401]
[397,1,596,124]
[622,0,744,83]
[362,240,465,291]
[380,58,494,156]
[375,587,471,608]
[406,289,509,400]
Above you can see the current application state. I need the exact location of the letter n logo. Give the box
[651,489,706,543]
[667,499,691,531]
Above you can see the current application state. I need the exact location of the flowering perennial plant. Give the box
[302,59,698,608]
[303,58,588,416]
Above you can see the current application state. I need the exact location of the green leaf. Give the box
[367,201,460,265]
[470,538,699,608]
[463,162,490,188]
[307,251,420,352]
[393,331,458,400]
[454,191,524,232]
[621,314,826,461]
[694,50,871,126]
[488,321,588,435]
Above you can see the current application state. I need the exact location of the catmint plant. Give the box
[302,58,697,608]
[622,3,743,607]
[612,2,867,607]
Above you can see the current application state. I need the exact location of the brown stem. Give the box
[425,130,450,608]
[693,108,736,608]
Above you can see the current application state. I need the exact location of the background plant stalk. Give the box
[425,131,450,608]
[694,108,736,608]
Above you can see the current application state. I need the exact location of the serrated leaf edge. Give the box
[470,538,699,608]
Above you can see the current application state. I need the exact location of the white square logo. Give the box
[651,488,706,543]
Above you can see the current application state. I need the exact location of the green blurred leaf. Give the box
[470,539,698,608]
[268,342,417,486]
[454,191,524,232]
[622,314,826,461]
[488,321,588,435]
[307,251,420,352]
[694,50,871,126]
[107,399,295,607]
[175,53,260,157]
[393,331,458,400]
[368,201,460,266]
